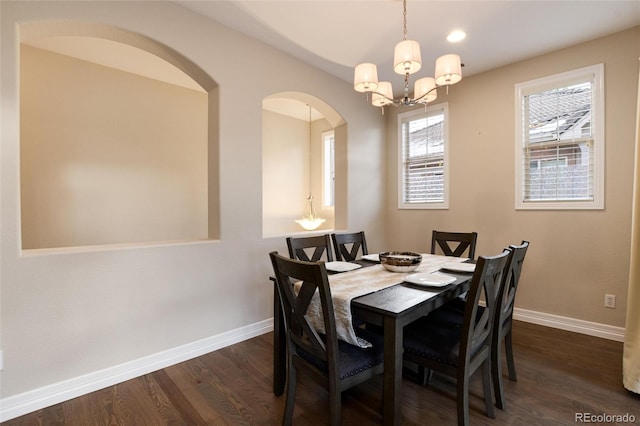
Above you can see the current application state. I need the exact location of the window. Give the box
[322,131,335,207]
[398,104,449,209]
[515,64,604,209]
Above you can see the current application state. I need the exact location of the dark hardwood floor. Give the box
[3,321,639,425]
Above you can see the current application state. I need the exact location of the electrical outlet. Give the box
[604,294,616,309]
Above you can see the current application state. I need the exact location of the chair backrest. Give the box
[331,231,368,261]
[286,235,334,262]
[497,241,529,331]
[431,230,478,259]
[269,251,340,378]
[460,248,512,368]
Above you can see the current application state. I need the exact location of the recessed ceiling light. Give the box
[447,30,466,43]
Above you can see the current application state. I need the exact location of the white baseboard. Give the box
[0,319,273,423]
[0,309,625,422]
[513,307,625,342]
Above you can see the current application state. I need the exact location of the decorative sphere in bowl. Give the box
[379,252,422,272]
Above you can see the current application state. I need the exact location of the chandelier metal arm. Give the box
[365,83,439,107]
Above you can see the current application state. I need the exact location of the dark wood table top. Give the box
[353,270,472,316]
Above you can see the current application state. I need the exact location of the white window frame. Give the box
[515,64,605,210]
[322,130,335,208]
[397,104,450,209]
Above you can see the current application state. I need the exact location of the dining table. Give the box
[270,254,475,426]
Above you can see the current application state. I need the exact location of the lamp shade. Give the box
[354,63,379,92]
[435,54,462,86]
[414,77,437,103]
[372,81,394,107]
[295,217,326,231]
[393,40,422,75]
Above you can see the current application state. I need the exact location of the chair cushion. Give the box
[297,326,384,380]
[427,299,486,327]
[403,311,489,367]
[403,318,463,366]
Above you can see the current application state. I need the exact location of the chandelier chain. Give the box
[402,0,408,40]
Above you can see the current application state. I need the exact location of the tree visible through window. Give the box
[515,64,604,210]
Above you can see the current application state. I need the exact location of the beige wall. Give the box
[0,0,386,404]
[262,111,335,236]
[385,27,640,327]
[20,45,209,248]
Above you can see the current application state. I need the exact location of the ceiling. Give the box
[24,1,640,119]
[176,0,640,96]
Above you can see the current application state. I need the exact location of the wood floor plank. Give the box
[161,362,224,424]
[146,370,206,425]
[3,321,639,425]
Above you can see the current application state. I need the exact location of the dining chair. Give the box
[286,234,334,262]
[424,241,529,409]
[331,231,368,261]
[402,248,513,426]
[269,252,385,426]
[492,240,529,407]
[431,230,478,259]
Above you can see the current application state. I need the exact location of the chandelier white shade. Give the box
[414,77,438,104]
[393,39,422,75]
[354,63,379,93]
[372,81,393,107]
[353,0,463,108]
[435,54,462,86]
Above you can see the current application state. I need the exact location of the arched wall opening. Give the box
[18,22,220,250]
[262,92,346,237]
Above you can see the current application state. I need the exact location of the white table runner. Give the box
[300,254,468,348]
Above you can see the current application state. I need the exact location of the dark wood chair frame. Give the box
[331,231,368,261]
[286,234,334,262]
[417,241,529,411]
[492,240,529,409]
[431,230,478,259]
[403,249,513,426]
[269,252,384,426]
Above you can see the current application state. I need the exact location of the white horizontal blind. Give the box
[399,106,447,207]
[522,81,594,201]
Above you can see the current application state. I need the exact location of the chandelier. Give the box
[353,0,463,109]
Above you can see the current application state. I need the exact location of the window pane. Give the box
[516,64,603,209]
[526,82,592,144]
[404,159,444,202]
[323,132,335,207]
[400,107,447,206]
[521,77,595,202]
[525,140,593,200]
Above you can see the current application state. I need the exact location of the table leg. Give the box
[273,280,286,395]
[383,316,403,426]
